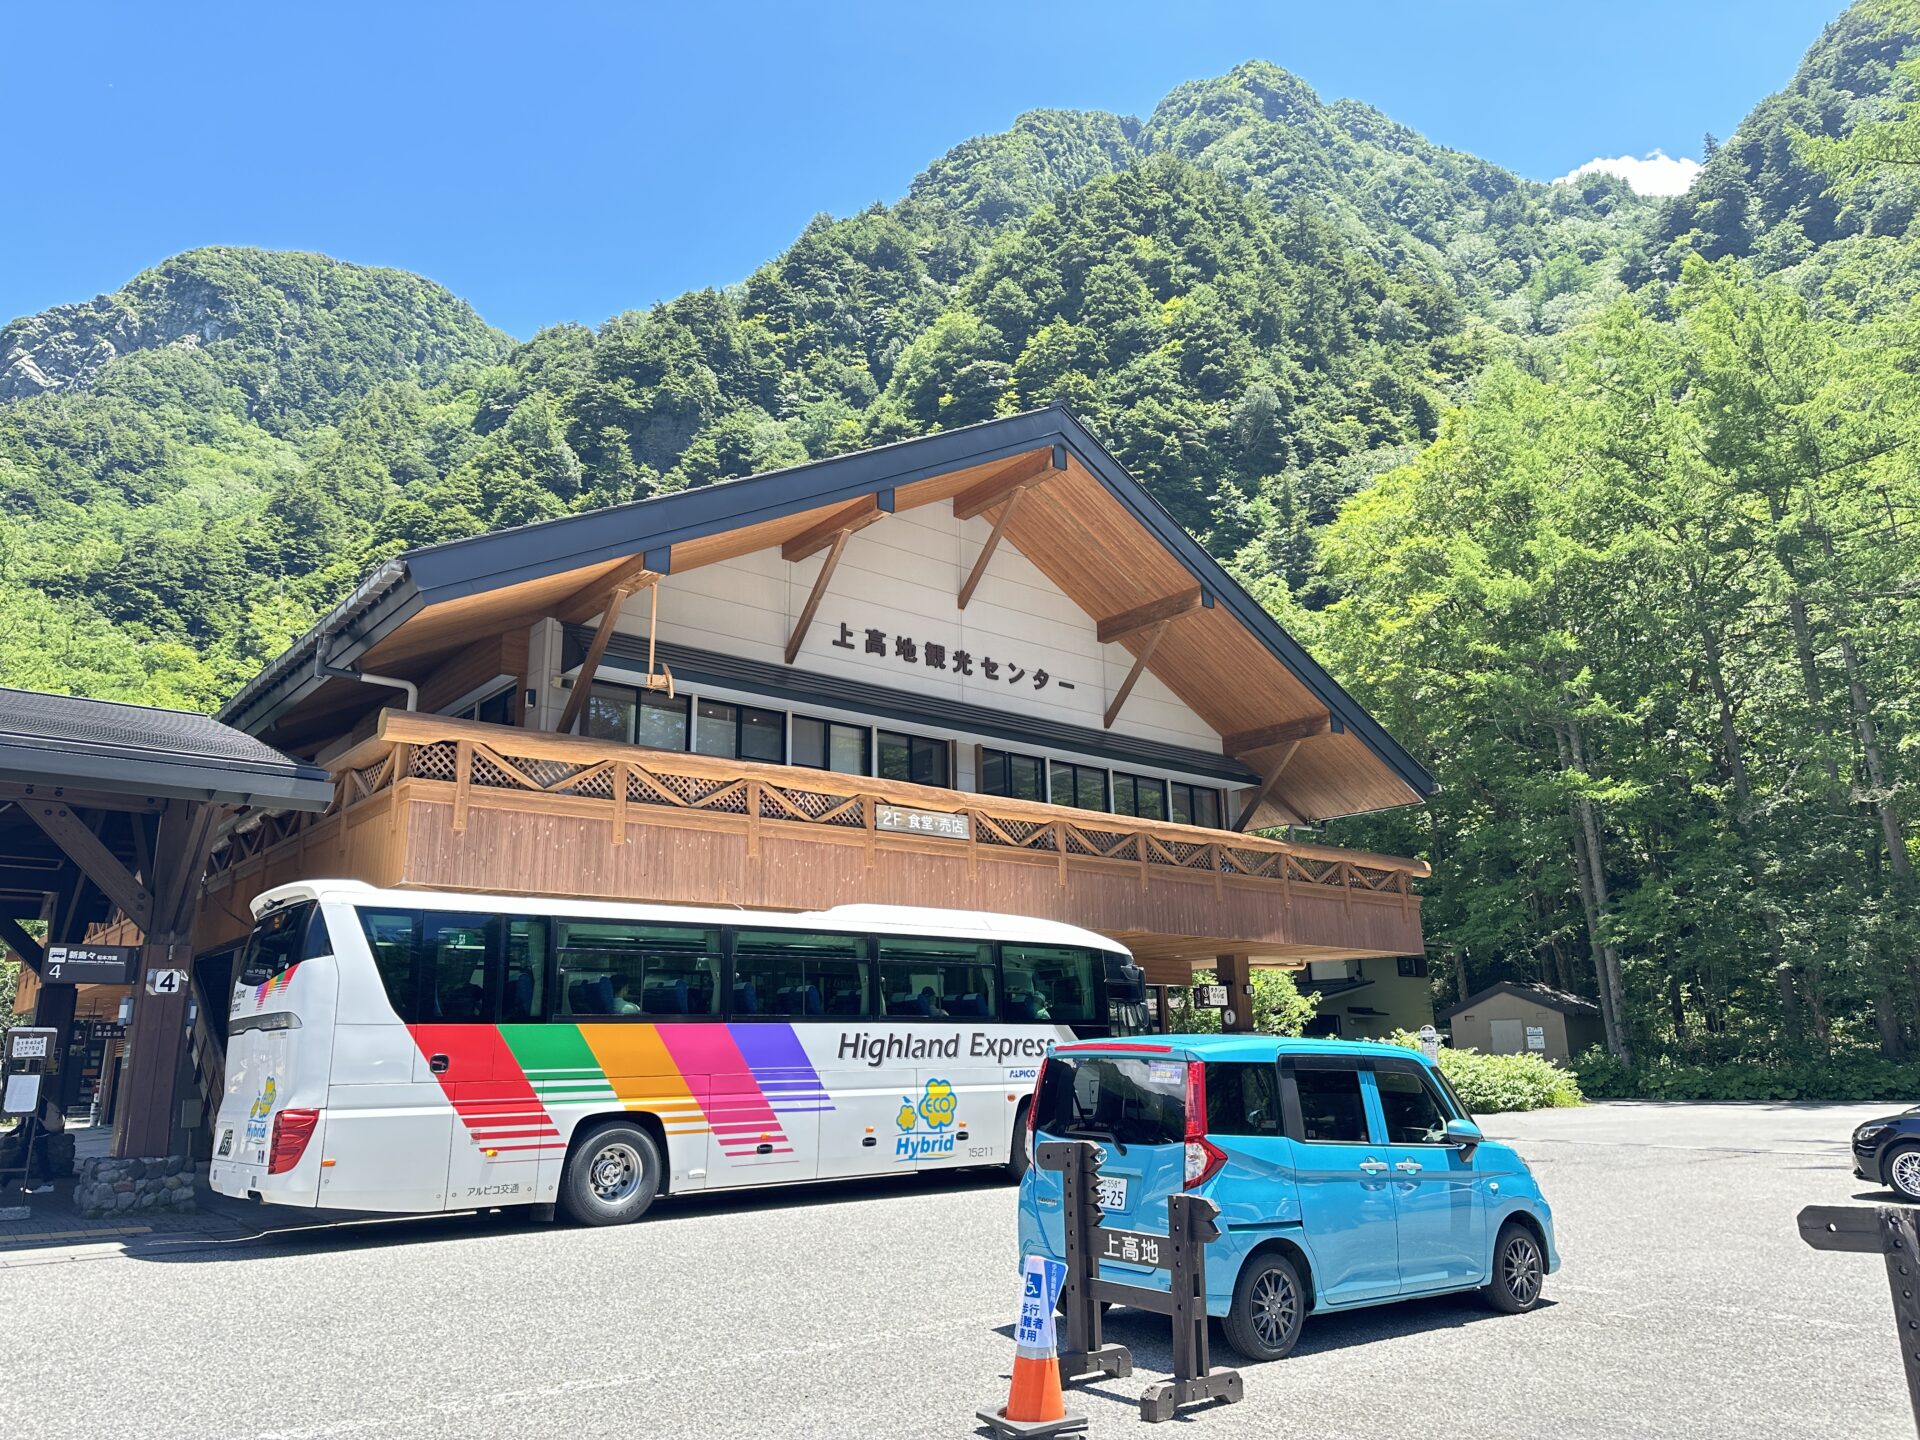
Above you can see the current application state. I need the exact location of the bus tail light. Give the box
[269,1108,319,1175]
[1183,1061,1224,1190]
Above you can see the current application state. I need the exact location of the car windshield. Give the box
[1036,1054,1186,1148]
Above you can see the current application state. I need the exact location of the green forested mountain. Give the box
[4,0,1919,1081]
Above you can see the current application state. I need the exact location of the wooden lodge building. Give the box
[13,407,1438,1156]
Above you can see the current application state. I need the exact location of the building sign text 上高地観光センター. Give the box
[826,621,1076,694]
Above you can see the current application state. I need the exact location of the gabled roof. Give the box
[221,407,1435,821]
[1437,981,1603,1022]
[0,688,332,808]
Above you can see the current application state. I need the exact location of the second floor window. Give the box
[1050,761,1109,813]
[877,731,949,788]
[792,716,870,776]
[979,748,1046,803]
[694,699,785,764]
[1169,781,1222,830]
[1113,771,1168,821]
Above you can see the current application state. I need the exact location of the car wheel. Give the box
[559,1121,661,1226]
[1006,1103,1032,1182]
[1224,1251,1306,1361]
[1887,1143,1920,1203]
[1483,1221,1545,1313]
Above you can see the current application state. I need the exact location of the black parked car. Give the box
[1853,1108,1920,1201]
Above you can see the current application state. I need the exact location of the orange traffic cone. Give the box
[977,1256,1087,1438]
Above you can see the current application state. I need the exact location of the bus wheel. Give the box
[560,1122,661,1226]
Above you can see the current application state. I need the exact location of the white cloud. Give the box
[1554,149,1703,197]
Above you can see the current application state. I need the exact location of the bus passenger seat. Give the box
[732,981,758,1015]
[644,979,688,1014]
[949,993,989,1017]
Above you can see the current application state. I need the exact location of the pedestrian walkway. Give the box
[0,1122,262,1261]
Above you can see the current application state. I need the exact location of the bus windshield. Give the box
[239,901,330,985]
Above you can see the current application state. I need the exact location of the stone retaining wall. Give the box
[74,1155,197,1217]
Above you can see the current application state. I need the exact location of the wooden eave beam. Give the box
[16,802,153,931]
[1222,713,1331,755]
[1103,620,1170,730]
[782,494,889,564]
[555,555,664,626]
[951,447,1065,522]
[785,528,851,665]
[1096,586,1204,645]
[1233,738,1310,832]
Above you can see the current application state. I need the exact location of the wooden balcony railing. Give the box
[217,712,1426,910]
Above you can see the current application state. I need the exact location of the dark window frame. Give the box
[1112,770,1169,821]
[792,714,871,776]
[1169,780,1223,831]
[1278,1055,1377,1145]
[1049,760,1110,813]
[875,729,952,789]
[979,747,1047,803]
[553,916,724,1022]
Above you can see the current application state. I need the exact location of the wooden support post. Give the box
[784,527,850,664]
[1233,738,1308,832]
[557,579,653,735]
[612,760,629,846]
[1216,954,1254,1032]
[115,799,221,1159]
[453,739,473,833]
[1104,620,1169,730]
[956,484,1025,611]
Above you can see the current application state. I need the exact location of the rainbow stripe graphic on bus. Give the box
[250,964,299,1010]
[406,1022,834,1160]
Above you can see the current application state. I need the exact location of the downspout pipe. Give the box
[312,644,418,711]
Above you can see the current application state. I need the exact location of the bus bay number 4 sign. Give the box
[145,968,187,997]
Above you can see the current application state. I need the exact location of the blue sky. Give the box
[3,0,1849,339]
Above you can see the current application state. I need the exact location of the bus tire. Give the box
[559,1121,662,1226]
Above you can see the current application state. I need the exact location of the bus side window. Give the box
[359,909,422,1023]
[876,938,995,1019]
[732,930,872,1019]
[502,917,548,1023]
[554,921,720,1019]
[420,913,494,1023]
[1001,945,1097,1024]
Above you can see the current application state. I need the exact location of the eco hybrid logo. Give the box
[893,1077,959,1161]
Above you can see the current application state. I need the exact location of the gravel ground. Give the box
[0,1100,1906,1440]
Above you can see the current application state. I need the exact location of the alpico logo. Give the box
[893,1078,959,1162]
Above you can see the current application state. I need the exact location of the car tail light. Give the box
[268,1108,319,1175]
[1183,1060,1225,1189]
[1027,1057,1049,1166]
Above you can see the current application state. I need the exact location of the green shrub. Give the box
[1570,1049,1920,1102]
[1386,1031,1584,1112]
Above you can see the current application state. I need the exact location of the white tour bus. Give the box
[211,880,1149,1224]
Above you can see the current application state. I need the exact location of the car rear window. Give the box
[1036,1054,1186,1147]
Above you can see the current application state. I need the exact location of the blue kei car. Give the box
[1016,1035,1558,1360]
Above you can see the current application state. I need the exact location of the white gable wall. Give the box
[606,501,1222,756]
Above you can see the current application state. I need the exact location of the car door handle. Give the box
[428,1054,449,1074]
[1358,1158,1388,1174]
[1395,1159,1423,1174]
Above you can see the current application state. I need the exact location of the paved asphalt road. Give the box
[0,1101,1908,1439]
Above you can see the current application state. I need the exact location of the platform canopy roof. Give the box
[0,688,332,955]
[219,407,1436,825]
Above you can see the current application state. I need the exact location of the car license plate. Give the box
[1096,1177,1128,1211]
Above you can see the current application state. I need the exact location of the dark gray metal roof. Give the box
[218,406,1435,800]
[0,688,333,809]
